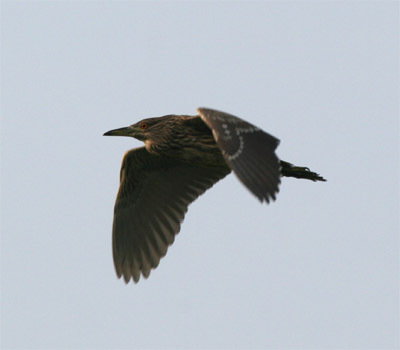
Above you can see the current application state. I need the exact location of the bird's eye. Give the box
[139,122,148,130]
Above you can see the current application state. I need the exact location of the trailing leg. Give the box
[280,160,326,182]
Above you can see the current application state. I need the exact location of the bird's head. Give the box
[104,116,176,145]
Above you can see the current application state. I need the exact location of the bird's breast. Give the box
[144,139,153,151]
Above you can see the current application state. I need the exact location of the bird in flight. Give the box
[104,108,326,283]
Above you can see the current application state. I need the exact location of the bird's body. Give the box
[142,115,228,167]
[104,108,326,283]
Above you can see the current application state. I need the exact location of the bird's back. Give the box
[148,115,229,169]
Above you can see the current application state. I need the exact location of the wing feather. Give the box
[112,147,230,283]
[198,108,281,202]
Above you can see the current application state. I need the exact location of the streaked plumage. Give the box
[104,108,325,283]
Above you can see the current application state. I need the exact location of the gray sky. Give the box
[1,1,399,349]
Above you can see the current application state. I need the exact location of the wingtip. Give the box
[123,274,131,284]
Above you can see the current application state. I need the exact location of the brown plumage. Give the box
[104,108,325,283]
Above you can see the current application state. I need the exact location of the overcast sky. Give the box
[2,1,399,349]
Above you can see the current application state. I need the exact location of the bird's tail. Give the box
[280,160,326,182]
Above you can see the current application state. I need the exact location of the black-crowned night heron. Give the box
[104,107,326,283]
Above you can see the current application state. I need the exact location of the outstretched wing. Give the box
[112,147,230,283]
[198,108,281,203]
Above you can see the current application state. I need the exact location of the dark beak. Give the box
[103,126,133,137]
